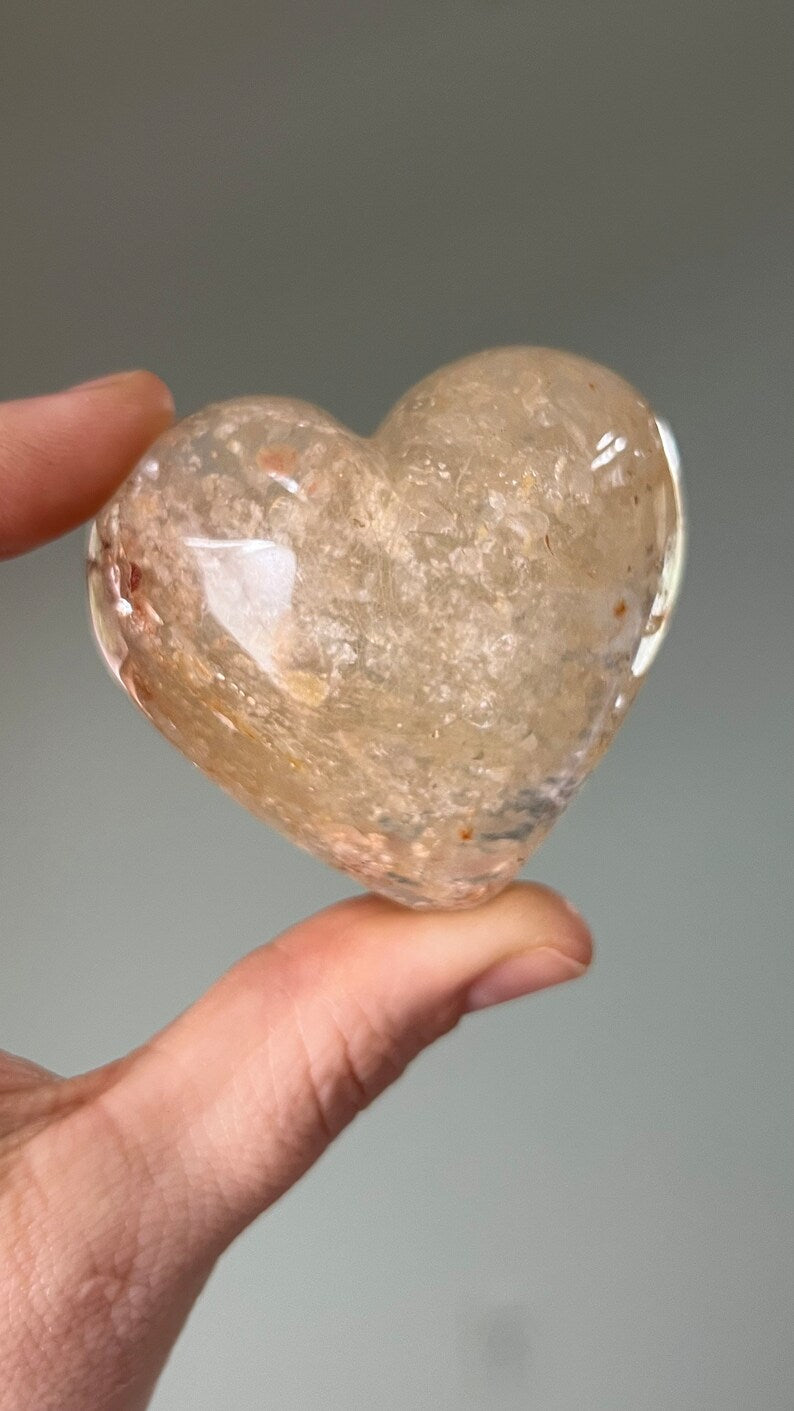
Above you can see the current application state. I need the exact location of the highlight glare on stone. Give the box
[88,348,684,908]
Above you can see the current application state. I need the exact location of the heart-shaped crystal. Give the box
[88,348,683,908]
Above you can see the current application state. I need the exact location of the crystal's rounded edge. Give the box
[362,872,514,911]
[654,414,687,628]
[628,416,686,680]
[85,517,129,686]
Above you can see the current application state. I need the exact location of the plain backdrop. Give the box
[1,2,792,1408]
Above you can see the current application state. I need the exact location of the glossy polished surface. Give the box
[88,348,683,906]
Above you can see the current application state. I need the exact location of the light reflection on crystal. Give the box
[186,538,297,676]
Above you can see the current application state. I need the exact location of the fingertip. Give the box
[68,369,175,421]
[279,881,593,1016]
[511,882,594,969]
[433,883,593,1012]
[409,881,594,972]
[0,370,175,557]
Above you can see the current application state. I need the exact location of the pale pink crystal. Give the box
[88,348,684,907]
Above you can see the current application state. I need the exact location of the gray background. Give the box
[1,1,792,1407]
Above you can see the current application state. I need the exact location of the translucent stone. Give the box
[88,348,684,908]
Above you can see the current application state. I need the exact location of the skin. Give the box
[0,372,593,1411]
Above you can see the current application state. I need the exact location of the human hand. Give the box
[0,373,592,1411]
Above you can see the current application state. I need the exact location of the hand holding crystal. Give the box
[0,371,592,1411]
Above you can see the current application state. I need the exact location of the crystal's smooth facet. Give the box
[88,348,684,908]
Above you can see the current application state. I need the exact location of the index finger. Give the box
[0,371,174,559]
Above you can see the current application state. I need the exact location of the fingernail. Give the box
[66,372,175,413]
[68,371,145,392]
[464,946,587,1012]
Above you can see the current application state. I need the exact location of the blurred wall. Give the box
[1,2,792,1407]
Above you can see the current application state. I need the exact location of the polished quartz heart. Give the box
[88,348,684,908]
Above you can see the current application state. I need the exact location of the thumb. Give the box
[106,884,591,1247]
[0,886,590,1411]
